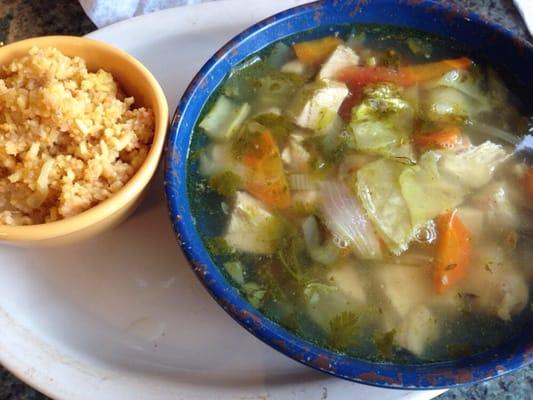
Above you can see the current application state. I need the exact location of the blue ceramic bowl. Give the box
[165,0,533,389]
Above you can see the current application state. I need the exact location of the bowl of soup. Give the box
[165,0,533,388]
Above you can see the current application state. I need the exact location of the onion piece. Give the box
[320,181,382,260]
[302,216,340,265]
[289,174,317,191]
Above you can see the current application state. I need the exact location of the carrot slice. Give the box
[433,210,472,294]
[401,57,473,85]
[414,126,461,150]
[242,130,291,209]
[336,57,473,90]
[293,36,343,66]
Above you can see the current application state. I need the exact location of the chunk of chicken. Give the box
[459,246,529,320]
[287,79,348,132]
[224,192,281,254]
[394,305,439,357]
[318,44,360,80]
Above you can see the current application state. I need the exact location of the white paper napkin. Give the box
[79,0,220,28]
[514,0,533,35]
[80,0,533,33]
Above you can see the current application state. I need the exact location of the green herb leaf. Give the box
[208,171,241,197]
[328,311,359,350]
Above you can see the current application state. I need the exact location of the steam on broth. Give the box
[189,26,533,362]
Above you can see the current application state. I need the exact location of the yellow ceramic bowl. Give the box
[0,36,168,246]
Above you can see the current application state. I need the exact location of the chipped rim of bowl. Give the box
[165,0,533,389]
[0,35,168,242]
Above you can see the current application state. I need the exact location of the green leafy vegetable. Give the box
[348,83,414,158]
[208,171,241,196]
[329,311,359,350]
[399,151,464,227]
[252,113,294,142]
[242,282,267,308]
[224,261,245,285]
[205,236,233,256]
[356,158,413,254]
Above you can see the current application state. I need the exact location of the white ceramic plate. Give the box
[0,1,447,399]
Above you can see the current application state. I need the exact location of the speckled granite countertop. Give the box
[0,0,531,399]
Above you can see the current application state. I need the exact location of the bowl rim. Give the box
[0,35,168,242]
[165,0,532,389]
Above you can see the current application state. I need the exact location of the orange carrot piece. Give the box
[337,57,473,90]
[293,36,342,66]
[414,126,462,150]
[401,57,473,84]
[433,210,472,294]
[242,130,291,209]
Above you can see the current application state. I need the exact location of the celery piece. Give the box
[199,95,250,142]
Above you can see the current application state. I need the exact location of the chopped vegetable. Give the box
[347,83,414,157]
[439,141,507,190]
[199,96,250,141]
[356,159,413,254]
[224,261,245,285]
[399,151,464,227]
[414,126,461,150]
[336,57,472,89]
[402,57,472,84]
[241,129,291,208]
[433,210,471,293]
[293,36,343,66]
[422,87,469,124]
[321,181,383,259]
[302,216,340,265]
[208,171,241,196]
[288,174,317,191]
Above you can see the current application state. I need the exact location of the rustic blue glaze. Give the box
[164,0,533,389]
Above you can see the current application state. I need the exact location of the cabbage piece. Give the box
[439,141,507,189]
[199,96,250,142]
[399,142,506,227]
[356,158,413,254]
[348,83,414,158]
[399,151,464,227]
[422,86,469,124]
